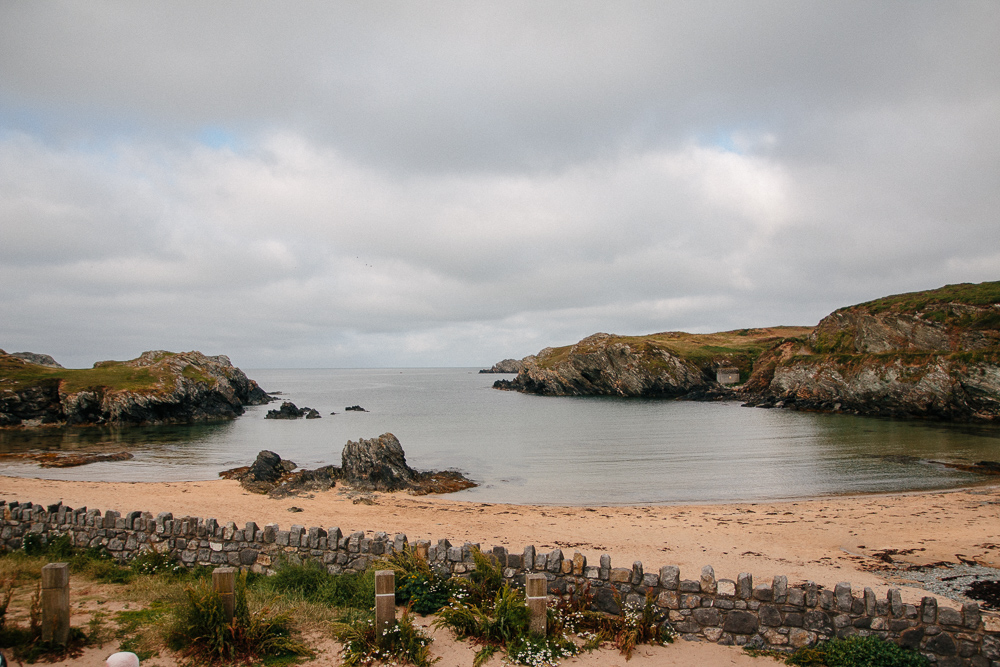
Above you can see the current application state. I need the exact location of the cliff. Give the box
[742,281,1000,420]
[0,349,272,428]
[493,328,812,397]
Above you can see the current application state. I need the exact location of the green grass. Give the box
[844,281,1000,315]
[784,635,929,667]
[532,327,814,377]
[0,349,232,396]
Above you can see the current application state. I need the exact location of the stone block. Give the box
[789,628,817,648]
[938,606,963,627]
[679,579,701,593]
[523,545,535,570]
[737,573,752,599]
[681,595,701,609]
[723,610,758,635]
[657,591,679,609]
[275,530,290,547]
[584,566,600,579]
[572,552,586,575]
[759,605,782,626]
[701,565,716,594]
[609,568,632,583]
[659,565,680,590]
[547,549,563,573]
[631,561,644,585]
[772,575,787,603]
[888,589,902,617]
[753,584,772,602]
[642,572,659,587]
[962,602,980,630]
[692,607,721,626]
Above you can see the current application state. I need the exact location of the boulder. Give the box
[265,401,307,419]
[341,433,417,491]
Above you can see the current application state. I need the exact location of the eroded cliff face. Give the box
[494,333,708,397]
[0,349,271,427]
[743,286,1000,420]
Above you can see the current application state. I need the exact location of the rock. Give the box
[345,405,368,412]
[497,334,708,397]
[10,352,63,368]
[479,359,525,374]
[742,282,1000,421]
[265,401,307,419]
[341,433,417,491]
[305,408,321,419]
[267,466,338,499]
[1,349,272,428]
[340,432,477,494]
[32,451,134,468]
[221,450,336,497]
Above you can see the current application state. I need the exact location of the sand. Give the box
[2,475,999,665]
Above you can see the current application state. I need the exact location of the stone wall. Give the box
[2,499,998,666]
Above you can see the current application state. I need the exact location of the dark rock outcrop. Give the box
[742,282,1000,420]
[222,436,475,497]
[221,450,337,497]
[1,349,272,428]
[340,432,477,495]
[264,401,320,420]
[344,405,367,412]
[341,433,417,491]
[479,358,525,374]
[495,333,708,397]
[10,352,63,368]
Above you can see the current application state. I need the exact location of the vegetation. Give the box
[844,280,1000,315]
[165,571,310,663]
[533,326,814,380]
[335,607,437,667]
[431,548,674,666]
[0,349,220,396]
[783,635,930,667]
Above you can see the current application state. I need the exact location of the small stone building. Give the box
[716,367,740,385]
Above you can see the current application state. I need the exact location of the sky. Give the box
[1,2,998,369]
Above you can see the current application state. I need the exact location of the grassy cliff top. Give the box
[841,281,1000,314]
[534,326,814,371]
[0,354,168,394]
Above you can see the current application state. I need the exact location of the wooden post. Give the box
[375,570,395,638]
[41,563,70,645]
[213,567,236,623]
[526,573,547,636]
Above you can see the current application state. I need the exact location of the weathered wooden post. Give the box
[375,570,396,637]
[213,567,236,622]
[41,562,70,645]
[526,573,547,635]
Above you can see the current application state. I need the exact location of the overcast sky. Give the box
[1,2,998,369]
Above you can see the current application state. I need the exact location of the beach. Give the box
[2,476,998,665]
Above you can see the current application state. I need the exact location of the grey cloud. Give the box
[0,2,998,368]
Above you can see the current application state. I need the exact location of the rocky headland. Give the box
[0,349,271,428]
[742,281,1000,420]
[492,327,811,397]
[478,358,525,373]
[492,281,1000,421]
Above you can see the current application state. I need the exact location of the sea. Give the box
[1,368,999,506]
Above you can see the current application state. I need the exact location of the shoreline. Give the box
[3,475,998,608]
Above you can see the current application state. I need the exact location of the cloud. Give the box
[0,2,998,367]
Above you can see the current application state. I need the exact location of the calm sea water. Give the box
[2,368,999,505]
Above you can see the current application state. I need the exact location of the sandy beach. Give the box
[2,476,998,666]
[3,476,998,601]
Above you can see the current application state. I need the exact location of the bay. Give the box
[1,368,999,505]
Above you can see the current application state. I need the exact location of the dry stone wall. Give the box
[2,499,998,666]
